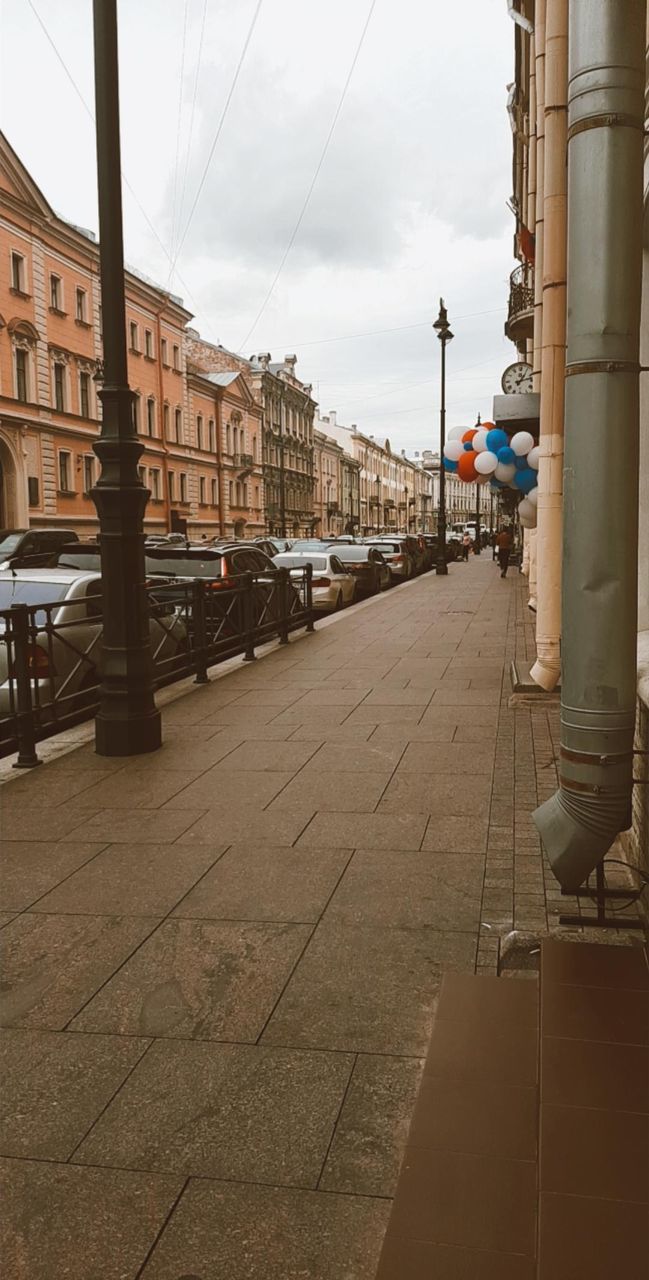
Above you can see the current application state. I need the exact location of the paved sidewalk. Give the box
[0,556,609,1277]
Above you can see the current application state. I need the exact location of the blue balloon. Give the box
[496,446,515,465]
[515,455,529,470]
[490,478,504,490]
[444,457,458,472]
[463,441,474,451]
[514,467,537,493]
[486,428,508,453]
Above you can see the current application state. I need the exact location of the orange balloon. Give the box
[458,450,478,481]
[480,421,496,431]
[461,428,477,443]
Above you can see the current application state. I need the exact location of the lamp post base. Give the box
[95,707,161,757]
[435,558,448,575]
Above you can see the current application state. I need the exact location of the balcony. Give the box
[233,452,254,470]
[505,263,534,343]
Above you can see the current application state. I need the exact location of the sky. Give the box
[0,0,517,451]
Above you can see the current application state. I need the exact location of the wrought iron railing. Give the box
[0,566,314,764]
[507,263,534,326]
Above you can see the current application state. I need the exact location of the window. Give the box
[149,468,160,500]
[255,484,259,506]
[209,419,216,452]
[129,321,139,352]
[15,348,28,402]
[229,480,233,503]
[98,303,103,337]
[54,362,65,411]
[233,426,238,455]
[58,450,72,492]
[196,415,203,450]
[144,329,153,358]
[83,455,95,494]
[163,403,170,438]
[131,392,141,432]
[168,471,176,502]
[179,472,188,503]
[28,476,40,506]
[226,424,231,453]
[211,478,218,506]
[174,408,182,443]
[138,465,146,487]
[50,274,62,310]
[199,476,206,504]
[11,252,25,292]
[161,338,168,365]
[75,287,86,322]
[172,344,180,371]
[252,435,257,461]
[79,370,90,417]
[147,397,155,437]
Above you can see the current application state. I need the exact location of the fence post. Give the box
[278,568,290,645]
[305,562,316,633]
[192,580,209,684]
[10,604,41,768]
[243,572,257,662]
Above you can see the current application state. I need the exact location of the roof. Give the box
[204,371,241,387]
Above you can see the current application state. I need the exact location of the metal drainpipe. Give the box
[533,0,646,890]
[530,0,568,689]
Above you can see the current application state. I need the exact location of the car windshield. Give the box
[0,579,70,628]
[367,541,400,553]
[333,545,371,562]
[144,556,221,578]
[58,552,102,571]
[0,533,25,556]
[274,555,328,570]
[290,540,325,550]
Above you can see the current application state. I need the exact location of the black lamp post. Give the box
[433,299,453,575]
[375,473,381,533]
[91,0,161,756]
[473,412,481,555]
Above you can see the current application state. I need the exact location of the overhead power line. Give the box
[168,0,191,277]
[169,0,265,276]
[271,308,504,350]
[25,0,217,337]
[175,0,210,258]
[238,0,378,352]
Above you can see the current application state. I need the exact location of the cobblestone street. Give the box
[0,557,620,1277]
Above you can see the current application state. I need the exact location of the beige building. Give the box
[318,412,433,534]
[313,427,345,535]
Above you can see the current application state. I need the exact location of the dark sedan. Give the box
[328,544,391,596]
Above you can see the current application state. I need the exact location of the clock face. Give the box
[502,362,533,394]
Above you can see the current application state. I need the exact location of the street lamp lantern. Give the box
[433,298,453,575]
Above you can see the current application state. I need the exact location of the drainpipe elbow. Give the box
[533,785,631,892]
[530,654,561,691]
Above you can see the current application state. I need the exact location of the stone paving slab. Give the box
[0,560,584,1275]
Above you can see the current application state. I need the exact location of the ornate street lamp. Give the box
[91,0,160,756]
[433,299,453,575]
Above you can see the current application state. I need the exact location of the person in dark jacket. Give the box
[496,526,513,577]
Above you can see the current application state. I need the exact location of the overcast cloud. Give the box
[0,0,517,450]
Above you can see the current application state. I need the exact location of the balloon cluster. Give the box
[443,422,539,529]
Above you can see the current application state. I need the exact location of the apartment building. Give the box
[0,132,229,539]
[319,411,434,534]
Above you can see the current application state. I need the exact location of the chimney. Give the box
[284,354,297,375]
[257,352,271,371]
[328,410,337,426]
[351,423,357,433]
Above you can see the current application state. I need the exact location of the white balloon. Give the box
[443,439,463,461]
[495,461,517,482]
[519,511,537,528]
[472,429,489,452]
[511,431,535,456]
[527,445,540,470]
[518,498,535,521]
[474,450,498,475]
[447,425,466,442]
[527,486,539,507]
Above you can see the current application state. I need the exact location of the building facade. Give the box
[313,427,345,535]
[185,338,317,538]
[319,412,434,535]
[415,449,492,531]
[0,132,232,540]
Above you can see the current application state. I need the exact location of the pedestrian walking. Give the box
[496,526,513,577]
[461,531,472,562]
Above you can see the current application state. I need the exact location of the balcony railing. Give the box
[505,264,534,341]
[233,452,254,468]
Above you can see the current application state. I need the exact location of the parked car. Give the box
[361,538,414,583]
[0,528,79,570]
[252,536,294,556]
[327,544,391,596]
[0,569,187,723]
[272,551,356,612]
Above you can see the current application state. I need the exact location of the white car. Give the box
[272,552,356,612]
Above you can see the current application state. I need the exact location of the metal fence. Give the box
[0,565,314,765]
